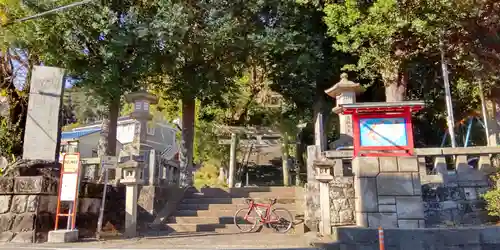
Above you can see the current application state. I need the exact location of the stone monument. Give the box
[23,66,65,161]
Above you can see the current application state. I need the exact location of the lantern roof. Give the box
[125,90,158,104]
[338,101,425,115]
[325,73,364,98]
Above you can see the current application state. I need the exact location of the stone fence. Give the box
[79,150,180,186]
[306,146,500,232]
[317,226,500,250]
[0,175,184,243]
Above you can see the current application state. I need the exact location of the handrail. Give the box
[324,146,500,159]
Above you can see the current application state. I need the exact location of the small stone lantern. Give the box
[119,159,144,185]
[313,160,334,183]
[125,90,159,121]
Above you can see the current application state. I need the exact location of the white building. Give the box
[60,116,179,161]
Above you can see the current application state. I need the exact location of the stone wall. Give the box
[0,176,57,243]
[420,164,493,227]
[329,177,355,226]
[353,156,425,228]
[320,226,500,250]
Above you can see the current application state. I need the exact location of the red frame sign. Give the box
[341,102,423,157]
[55,153,81,230]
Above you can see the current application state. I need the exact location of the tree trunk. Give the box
[295,130,305,186]
[179,97,196,187]
[97,98,119,182]
[381,63,407,102]
[107,98,120,156]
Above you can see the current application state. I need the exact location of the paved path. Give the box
[0,232,316,250]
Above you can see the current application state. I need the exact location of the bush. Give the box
[193,161,227,189]
[483,172,500,217]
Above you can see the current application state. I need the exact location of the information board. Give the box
[55,153,81,230]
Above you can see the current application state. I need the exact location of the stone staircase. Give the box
[165,187,303,234]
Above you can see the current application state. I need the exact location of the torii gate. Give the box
[216,125,285,187]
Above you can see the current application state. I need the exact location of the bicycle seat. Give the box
[245,198,254,204]
[269,198,277,205]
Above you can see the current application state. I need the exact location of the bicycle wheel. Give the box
[269,207,293,233]
[234,208,258,233]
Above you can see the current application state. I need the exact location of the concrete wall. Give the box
[319,226,500,250]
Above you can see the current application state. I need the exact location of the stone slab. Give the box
[376,173,414,196]
[378,196,396,205]
[0,178,13,194]
[352,157,379,177]
[396,196,424,219]
[398,219,419,228]
[23,66,65,161]
[0,196,11,214]
[367,212,398,228]
[14,176,55,194]
[10,231,33,243]
[379,204,396,213]
[10,195,27,213]
[411,173,421,195]
[354,177,378,212]
[379,157,398,172]
[397,157,419,172]
[48,229,79,243]
[0,232,14,242]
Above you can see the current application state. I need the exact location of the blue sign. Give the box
[359,118,408,147]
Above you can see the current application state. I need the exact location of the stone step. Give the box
[165,223,301,234]
[173,209,299,217]
[183,187,297,199]
[180,197,296,205]
[177,203,297,211]
[167,216,234,224]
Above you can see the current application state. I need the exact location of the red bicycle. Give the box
[233,198,293,233]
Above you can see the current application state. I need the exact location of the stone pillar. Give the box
[485,94,500,146]
[228,133,238,188]
[353,156,425,229]
[23,66,65,161]
[305,145,321,231]
[325,73,364,149]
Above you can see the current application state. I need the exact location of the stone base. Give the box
[48,229,78,243]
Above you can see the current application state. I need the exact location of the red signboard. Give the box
[339,102,424,157]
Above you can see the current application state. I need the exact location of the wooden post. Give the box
[282,132,290,186]
[228,133,238,188]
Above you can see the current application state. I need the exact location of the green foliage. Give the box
[193,161,227,189]
[483,173,500,217]
[0,118,23,158]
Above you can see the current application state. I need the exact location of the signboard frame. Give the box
[55,153,82,230]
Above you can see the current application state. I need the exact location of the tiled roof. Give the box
[61,128,101,140]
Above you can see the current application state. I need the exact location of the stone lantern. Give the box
[313,160,334,183]
[120,159,144,185]
[313,160,334,236]
[125,90,158,121]
[121,89,157,238]
[325,73,364,149]
[119,158,144,238]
